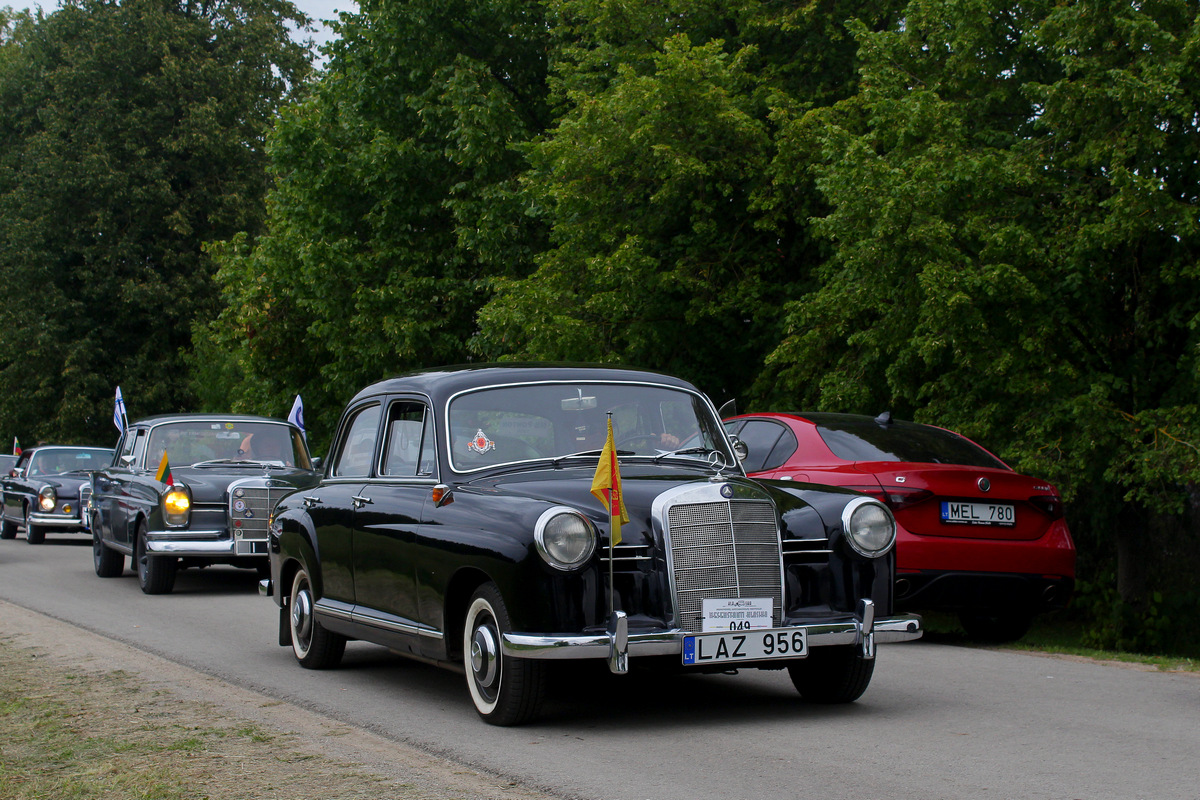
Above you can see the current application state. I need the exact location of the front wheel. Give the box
[787,645,876,704]
[93,527,124,577]
[24,505,44,545]
[136,523,176,594]
[463,583,547,726]
[289,566,345,668]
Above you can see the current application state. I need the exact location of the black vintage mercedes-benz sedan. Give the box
[90,414,321,594]
[1,446,115,543]
[262,364,922,725]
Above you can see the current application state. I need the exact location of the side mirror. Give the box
[729,435,748,463]
[310,456,324,472]
[120,455,136,467]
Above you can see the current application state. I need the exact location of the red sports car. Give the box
[723,412,1075,642]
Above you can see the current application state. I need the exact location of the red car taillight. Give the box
[1029,495,1065,520]
[844,485,933,512]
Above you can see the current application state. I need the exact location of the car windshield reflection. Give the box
[446,382,730,473]
[145,421,311,470]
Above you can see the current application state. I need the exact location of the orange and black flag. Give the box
[155,451,174,487]
[590,417,629,545]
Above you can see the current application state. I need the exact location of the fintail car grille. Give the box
[665,497,783,632]
[229,481,280,555]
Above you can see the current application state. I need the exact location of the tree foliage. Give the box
[473,0,906,403]
[0,0,312,446]
[762,0,1200,607]
[193,0,553,451]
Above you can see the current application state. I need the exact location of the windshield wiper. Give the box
[192,459,286,469]
[653,446,722,463]
[551,449,634,467]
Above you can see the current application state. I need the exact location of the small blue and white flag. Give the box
[288,394,305,440]
[113,386,128,433]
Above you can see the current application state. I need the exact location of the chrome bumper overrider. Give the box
[501,601,923,674]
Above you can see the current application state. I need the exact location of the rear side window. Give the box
[381,401,436,478]
[815,419,1006,469]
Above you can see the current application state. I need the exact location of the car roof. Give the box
[130,413,293,427]
[346,363,699,407]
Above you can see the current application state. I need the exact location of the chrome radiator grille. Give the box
[229,483,278,555]
[665,498,783,632]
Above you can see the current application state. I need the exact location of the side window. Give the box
[381,401,432,478]
[120,429,147,467]
[333,404,382,478]
[737,420,790,473]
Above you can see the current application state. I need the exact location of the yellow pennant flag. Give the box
[155,451,174,487]
[590,418,629,544]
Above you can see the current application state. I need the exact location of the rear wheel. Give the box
[289,566,345,668]
[0,514,17,539]
[24,505,44,544]
[959,610,1033,643]
[463,583,547,726]
[136,522,176,594]
[787,645,876,704]
[93,527,124,577]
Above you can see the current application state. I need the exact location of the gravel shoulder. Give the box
[0,599,560,800]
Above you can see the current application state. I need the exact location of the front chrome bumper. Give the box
[145,529,268,558]
[28,512,86,529]
[501,600,922,674]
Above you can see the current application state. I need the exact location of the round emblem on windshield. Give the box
[977,477,991,492]
[720,484,734,498]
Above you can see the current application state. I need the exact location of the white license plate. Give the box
[941,501,1015,526]
[682,628,808,666]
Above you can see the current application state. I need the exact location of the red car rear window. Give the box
[810,416,1007,469]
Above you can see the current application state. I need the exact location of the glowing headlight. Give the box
[162,486,191,527]
[38,487,57,512]
[534,507,597,570]
[841,497,896,558]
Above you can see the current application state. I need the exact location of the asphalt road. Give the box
[2,533,1198,800]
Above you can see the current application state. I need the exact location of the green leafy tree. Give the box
[194,0,552,453]
[765,0,1200,622]
[473,0,905,403]
[0,0,312,446]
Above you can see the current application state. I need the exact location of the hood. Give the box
[468,463,800,546]
[172,465,319,504]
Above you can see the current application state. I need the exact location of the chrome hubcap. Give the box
[470,624,499,689]
[291,588,313,645]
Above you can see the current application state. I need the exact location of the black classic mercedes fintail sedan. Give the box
[90,414,321,594]
[261,364,922,725]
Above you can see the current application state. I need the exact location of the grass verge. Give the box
[0,634,391,800]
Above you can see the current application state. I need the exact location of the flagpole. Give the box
[607,412,615,621]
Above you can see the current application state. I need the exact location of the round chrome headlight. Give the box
[38,486,57,511]
[841,497,896,558]
[534,507,597,571]
[162,485,192,527]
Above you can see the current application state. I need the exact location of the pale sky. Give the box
[9,0,359,50]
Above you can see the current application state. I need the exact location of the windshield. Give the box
[146,421,312,469]
[446,382,729,472]
[27,448,114,477]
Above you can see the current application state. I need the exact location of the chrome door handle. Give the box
[302,495,323,509]
[351,495,373,509]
